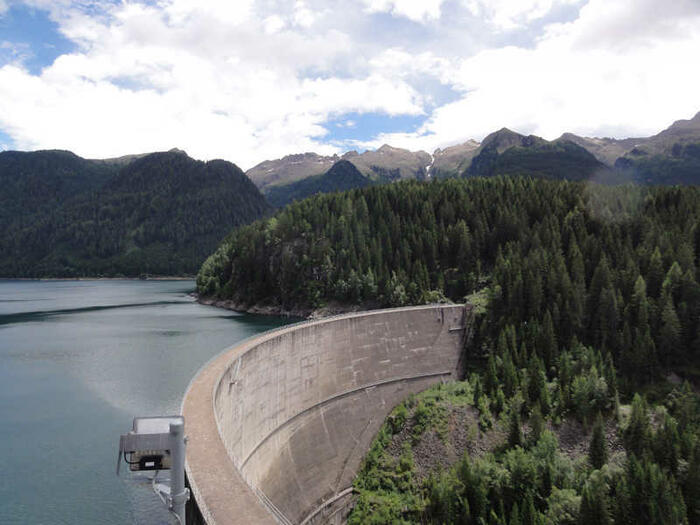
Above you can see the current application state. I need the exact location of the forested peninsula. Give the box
[198,177,700,524]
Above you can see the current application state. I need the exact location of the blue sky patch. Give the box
[324,112,427,146]
[0,129,16,150]
[0,4,75,75]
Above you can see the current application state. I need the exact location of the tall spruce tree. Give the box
[578,474,610,525]
[589,413,608,470]
[624,394,650,458]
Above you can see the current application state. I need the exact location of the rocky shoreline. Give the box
[196,295,372,320]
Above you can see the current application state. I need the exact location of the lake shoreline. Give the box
[196,294,372,320]
[0,276,194,281]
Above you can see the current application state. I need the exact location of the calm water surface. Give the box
[0,280,293,524]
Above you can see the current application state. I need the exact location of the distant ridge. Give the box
[265,159,371,207]
[246,145,432,192]
[248,111,700,203]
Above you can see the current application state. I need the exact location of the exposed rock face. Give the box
[431,139,480,178]
[247,146,432,193]
[625,111,700,156]
[555,133,642,166]
[558,112,700,166]
[342,144,432,181]
[480,128,546,153]
[246,152,340,190]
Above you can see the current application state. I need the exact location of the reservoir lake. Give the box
[0,280,293,524]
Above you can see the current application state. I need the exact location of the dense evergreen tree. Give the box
[508,406,523,449]
[578,473,610,525]
[624,394,650,458]
[589,413,608,470]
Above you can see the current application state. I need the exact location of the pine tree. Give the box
[529,406,544,446]
[527,354,546,408]
[578,474,610,525]
[510,502,522,525]
[682,444,700,524]
[595,286,618,352]
[540,310,558,370]
[589,413,608,470]
[647,247,664,298]
[485,353,499,395]
[521,492,536,525]
[653,413,680,474]
[509,406,523,449]
[659,297,681,367]
[624,394,650,458]
[503,351,519,397]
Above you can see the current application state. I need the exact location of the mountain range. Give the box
[247,111,700,206]
[1,111,698,277]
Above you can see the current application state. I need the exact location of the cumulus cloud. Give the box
[463,0,581,30]
[0,0,698,167]
[0,0,426,167]
[360,0,445,22]
[359,0,700,152]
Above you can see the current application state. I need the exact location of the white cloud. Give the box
[263,14,286,34]
[293,1,317,27]
[463,0,580,30]
[0,0,699,168]
[163,0,256,26]
[548,0,700,50]
[360,0,445,22]
[0,1,426,167]
[357,0,700,152]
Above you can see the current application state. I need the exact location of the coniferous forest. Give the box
[0,150,270,277]
[198,177,700,524]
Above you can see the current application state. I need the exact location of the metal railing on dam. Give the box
[182,304,470,525]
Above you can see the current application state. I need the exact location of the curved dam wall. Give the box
[183,304,470,525]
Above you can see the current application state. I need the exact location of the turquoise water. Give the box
[0,280,293,524]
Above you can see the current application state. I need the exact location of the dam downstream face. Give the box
[183,304,470,525]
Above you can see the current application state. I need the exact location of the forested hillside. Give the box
[0,150,270,276]
[265,159,373,207]
[199,177,700,523]
[465,140,615,181]
[0,150,118,230]
[616,143,700,185]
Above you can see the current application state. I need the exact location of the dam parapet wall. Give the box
[183,304,470,525]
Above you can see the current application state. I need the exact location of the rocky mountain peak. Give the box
[481,128,527,152]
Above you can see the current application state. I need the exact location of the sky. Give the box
[0,0,698,169]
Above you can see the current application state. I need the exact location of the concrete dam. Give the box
[182,304,470,525]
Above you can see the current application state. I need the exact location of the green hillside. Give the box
[465,140,615,181]
[0,150,118,229]
[0,150,270,277]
